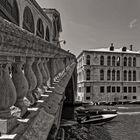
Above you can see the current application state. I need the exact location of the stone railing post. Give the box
[47,58,54,87]
[43,58,51,88]
[39,58,48,90]
[24,57,37,105]
[12,56,29,116]
[32,57,43,99]
[0,56,17,118]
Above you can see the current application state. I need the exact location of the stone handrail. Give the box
[0,16,76,139]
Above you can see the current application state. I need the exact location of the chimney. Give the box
[130,44,133,51]
[110,43,114,51]
[122,46,127,52]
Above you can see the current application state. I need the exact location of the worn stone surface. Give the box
[0,117,17,134]
[40,93,61,115]
[0,17,74,59]
[21,109,54,140]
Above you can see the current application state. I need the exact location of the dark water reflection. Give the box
[104,105,140,140]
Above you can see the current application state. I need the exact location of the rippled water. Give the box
[104,105,140,140]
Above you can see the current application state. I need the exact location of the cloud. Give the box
[129,19,138,29]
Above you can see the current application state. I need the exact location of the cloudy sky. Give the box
[36,0,140,56]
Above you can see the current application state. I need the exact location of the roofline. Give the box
[43,8,62,32]
[77,50,140,59]
[30,0,52,25]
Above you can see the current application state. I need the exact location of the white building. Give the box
[77,44,140,104]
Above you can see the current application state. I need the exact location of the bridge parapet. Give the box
[0,17,76,140]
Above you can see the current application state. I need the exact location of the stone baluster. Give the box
[24,57,37,105]
[39,58,48,90]
[0,56,17,118]
[12,56,28,116]
[32,57,43,99]
[43,58,51,88]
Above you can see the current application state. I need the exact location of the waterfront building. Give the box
[77,43,140,104]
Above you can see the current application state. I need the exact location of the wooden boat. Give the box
[77,114,117,124]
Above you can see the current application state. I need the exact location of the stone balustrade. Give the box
[0,16,76,139]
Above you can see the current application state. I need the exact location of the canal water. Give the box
[104,105,140,140]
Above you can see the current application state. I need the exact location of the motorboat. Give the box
[75,106,117,116]
[77,114,117,124]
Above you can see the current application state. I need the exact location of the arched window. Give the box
[116,56,120,66]
[133,57,136,67]
[107,70,111,80]
[133,70,136,81]
[45,26,50,41]
[36,18,44,39]
[100,56,104,65]
[112,56,115,66]
[0,0,19,25]
[124,70,127,81]
[100,69,104,80]
[117,70,120,81]
[23,7,34,33]
[107,56,111,66]
[124,57,127,66]
[86,69,90,80]
[112,70,115,81]
[128,71,131,81]
[86,55,90,65]
[128,57,132,67]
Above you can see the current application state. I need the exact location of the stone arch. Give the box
[23,6,34,33]
[36,18,44,39]
[0,0,19,25]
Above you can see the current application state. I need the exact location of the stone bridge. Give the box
[0,0,77,139]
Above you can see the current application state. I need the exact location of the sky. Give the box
[36,0,140,56]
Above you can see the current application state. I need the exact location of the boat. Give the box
[77,114,117,124]
[75,106,117,116]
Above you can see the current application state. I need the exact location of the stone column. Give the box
[24,57,37,105]
[32,57,43,99]
[12,56,28,116]
[39,58,48,90]
[0,56,17,118]
[48,58,55,86]
[44,58,51,88]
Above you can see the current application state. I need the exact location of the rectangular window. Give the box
[78,87,81,92]
[107,86,111,93]
[86,86,91,93]
[86,96,90,100]
[133,96,137,99]
[123,87,127,93]
[123,96,127,99]
[100,86,104,93]
[128,87,132,93]
[112,86,115,93]
[133,87,136,93]
[117,86,120,93]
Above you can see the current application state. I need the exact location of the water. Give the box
[104,105,140,140]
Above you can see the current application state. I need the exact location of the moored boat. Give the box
[75,106,117,116]
[77,114,117,124]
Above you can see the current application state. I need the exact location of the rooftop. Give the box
[87,47,140,54]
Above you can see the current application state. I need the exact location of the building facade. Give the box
[0,0,62,45]
[77,44,140,104]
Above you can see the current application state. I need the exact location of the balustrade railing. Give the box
[0,16,76,135]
